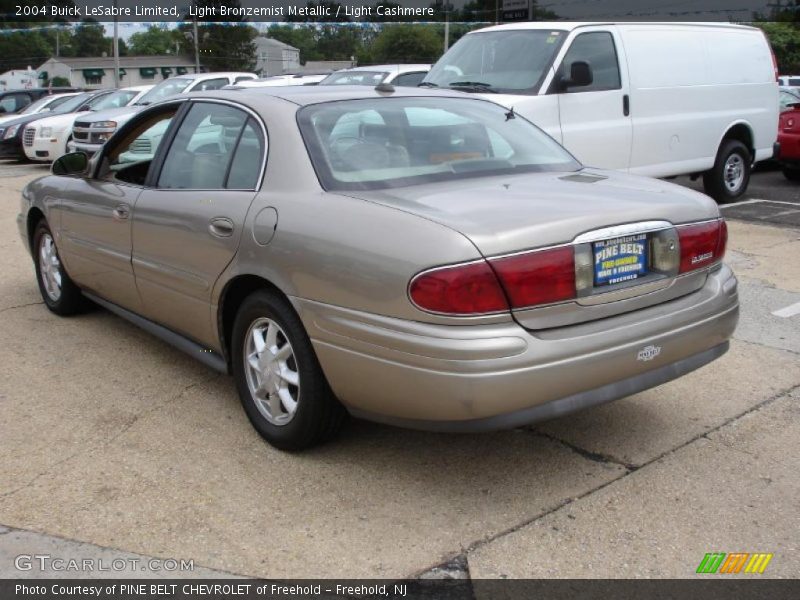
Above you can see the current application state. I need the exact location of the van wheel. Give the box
[703,140,751,203]
[33,221,85,315]
[231,290,346,451]
[782,167,800,182]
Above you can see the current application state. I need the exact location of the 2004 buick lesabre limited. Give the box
[17,86,739,450]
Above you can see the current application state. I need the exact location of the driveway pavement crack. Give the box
[0,301,43,314]
[449,382,800,563]
[532,431,638,470]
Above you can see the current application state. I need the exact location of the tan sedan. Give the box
[17,86,738,450]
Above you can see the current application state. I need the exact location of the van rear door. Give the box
[550,26,632,170]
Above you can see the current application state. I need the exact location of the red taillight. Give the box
[765,32,779,81]
[409,260,509,315]
[490,246,576,309]
[678,219,727,274]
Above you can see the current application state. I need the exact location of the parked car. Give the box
[0,87,81,116]
[68,72,257,156]
[778,75,800,91]
[319,64,431,87]
[233,72,332,87]
[777,90,800,180]
[423,22,778,203]
[0,92,81,127]
[0,90,112,160]
[23,86,153,162]
[19,87,738,450]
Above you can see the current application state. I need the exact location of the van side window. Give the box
[558,32,621,92]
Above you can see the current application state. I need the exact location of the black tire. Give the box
[782,166,800,182]
[703,139,751,203]
[32,220,86,315]
[231,289,346,451]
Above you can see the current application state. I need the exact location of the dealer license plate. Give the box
[593,233,648,287]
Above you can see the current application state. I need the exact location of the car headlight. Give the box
[39,127,52,138]
[4,125,19,139]
[92,121,117,129]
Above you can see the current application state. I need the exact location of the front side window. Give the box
[556,32,621,93]
[424,30,566,94]
[298,97,579,191]
[393,72,427,87]
[100,106,179,185]
[158,102,255,190]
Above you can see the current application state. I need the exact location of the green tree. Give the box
[129,26,181,56]
[266,25,323,64]
[756,22,800,73]
[0,29,52,72]
[185,1,257,72]
[72,19,107,56]
[370,24,442,63]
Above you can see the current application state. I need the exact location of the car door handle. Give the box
[113,204,130,220]
[208,217,234,238]
[623,94,630,117]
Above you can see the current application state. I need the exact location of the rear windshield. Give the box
[298,96,579,191]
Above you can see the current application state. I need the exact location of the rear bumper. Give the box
[294,265,739,430]
[777,131,800,163]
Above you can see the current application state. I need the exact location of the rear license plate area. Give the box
[593,233,648,287]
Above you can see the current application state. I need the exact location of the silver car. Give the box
[17,87,739,450]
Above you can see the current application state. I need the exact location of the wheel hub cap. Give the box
[243,318,300,426]
[723,154,744,192]
[38,233,62,301]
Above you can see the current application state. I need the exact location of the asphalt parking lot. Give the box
[0,160,798,582]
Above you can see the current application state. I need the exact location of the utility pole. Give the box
[113,0,120,88]
[444,3,450,53]
[193,17,200,73]
[55,29,59,57]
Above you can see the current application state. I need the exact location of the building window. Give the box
[85,75,103,85]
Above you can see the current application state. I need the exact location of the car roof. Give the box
[182,85,471,107]
[474,21,757,34]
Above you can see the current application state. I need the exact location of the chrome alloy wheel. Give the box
[243,317,300,426]
[38,233,62,301]
[723,153,745,193]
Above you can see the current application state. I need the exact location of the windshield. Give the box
[91,89,138,110]
[19,95,69,115]
[424,30,566,94]
[51,93,93,114]
[298,97,579,191]
[136,78,193,105]
[780,90,800,111]
[320,71,389,86]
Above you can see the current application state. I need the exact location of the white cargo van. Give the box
[423,22,779,202]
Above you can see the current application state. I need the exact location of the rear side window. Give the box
[191,77,229,91]
[226,118,265,189]
[558,32,621,92]
[158,102,262,190]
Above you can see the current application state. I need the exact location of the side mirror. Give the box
[52,152,89,177]
[560,60,593,91]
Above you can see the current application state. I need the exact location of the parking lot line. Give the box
[772,301,800,318]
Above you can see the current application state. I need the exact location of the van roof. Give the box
[473,22,758,34]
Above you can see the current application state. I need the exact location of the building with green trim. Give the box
[36,56,202,89]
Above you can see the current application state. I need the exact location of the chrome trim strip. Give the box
[572,220,673,244]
